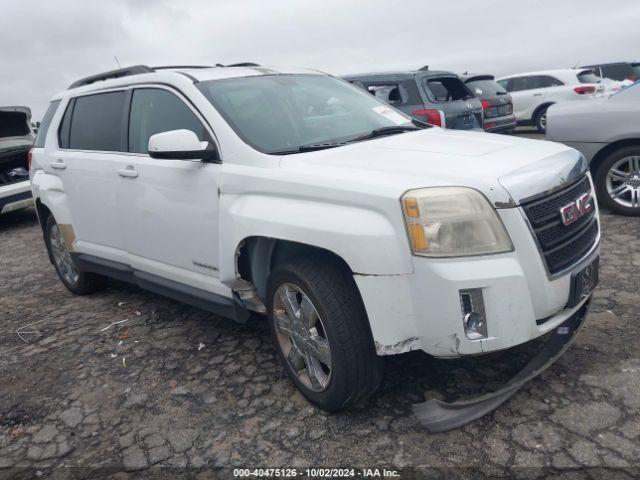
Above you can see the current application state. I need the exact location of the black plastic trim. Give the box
[69,65,154,89]
[71,253,238,320]
[414,301,590,432]
[0,190,32,211]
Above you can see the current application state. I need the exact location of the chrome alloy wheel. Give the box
[539,112,547,130]
[49,223,79,285]
[606,156,640,209]
[273,283,332,392]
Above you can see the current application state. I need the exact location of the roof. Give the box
[59,64,324,98]
[497,68,593,81]
[459,74,495,83]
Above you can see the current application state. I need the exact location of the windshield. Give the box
[198,74,414,154]
[577,71,602,84]
[466,79,507,97]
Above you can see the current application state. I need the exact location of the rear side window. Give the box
[535,76,563,88]
[128,88,210,154]
[69,91,126,151]
[366,84,404,106]
[58,100,74,149]
[425,77,472,102]
[507,75,562,92]
[34,100,61,148]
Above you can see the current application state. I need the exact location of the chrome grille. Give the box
[522,176,598,275]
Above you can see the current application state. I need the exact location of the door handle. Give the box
[50,160,66,170]
[118,166,138,178]
[533,93,543,97]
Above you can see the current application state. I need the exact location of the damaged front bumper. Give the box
[413,300,589,432]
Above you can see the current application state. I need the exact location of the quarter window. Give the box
[58,99,74,149]
[68,92,126,151]
[128,88,210,154]
[34,100,61,148]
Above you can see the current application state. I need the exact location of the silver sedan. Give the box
[546,83,640,216]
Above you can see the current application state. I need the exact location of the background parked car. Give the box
[546,82,640,216]
[343,69,483,130]
[460,74,516,133]
[1,106,35,215]
[497,69,604,133]
[582,61,638,82]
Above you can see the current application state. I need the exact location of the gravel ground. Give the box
[1,191,639,478]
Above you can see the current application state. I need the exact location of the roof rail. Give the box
[215,62,260,67]
[68,65,154,89]
[152,65,214,70]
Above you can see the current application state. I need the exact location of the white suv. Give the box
[31,65,600,431]
[497,69,604,133]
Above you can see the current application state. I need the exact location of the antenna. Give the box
[114,56,122,69]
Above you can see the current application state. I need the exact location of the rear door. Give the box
[53,90,128,263]
[503,76,545,121]
[421,76,483,130]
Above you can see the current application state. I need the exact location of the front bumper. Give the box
[414,300,589,432]
[0,180,33,214]
[355,206,599,358]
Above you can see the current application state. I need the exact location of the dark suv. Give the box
[582,62,638,82]
[460,74,516,133]
[343,70,483,130]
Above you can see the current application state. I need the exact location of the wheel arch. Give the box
[235,236,354,302]
[589,139,640,176]
[532,102,555,122]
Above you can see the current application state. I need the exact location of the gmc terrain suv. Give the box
[1,106,35,214]
[31,65,600,431]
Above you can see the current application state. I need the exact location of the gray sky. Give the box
[2,0,639,120]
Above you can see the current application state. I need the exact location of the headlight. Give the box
[401,187,513,257]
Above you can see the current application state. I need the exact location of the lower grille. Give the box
[522,176,598,275]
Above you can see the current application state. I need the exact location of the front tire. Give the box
[266,255,383,412]
[594,146,640,216]
[44,215,106,294]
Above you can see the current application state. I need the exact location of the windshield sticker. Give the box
[372,105,408,125]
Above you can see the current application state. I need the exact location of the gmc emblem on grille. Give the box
[560,192,592,226]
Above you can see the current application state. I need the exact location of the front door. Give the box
[117,86,227,296]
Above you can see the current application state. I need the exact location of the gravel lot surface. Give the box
[1,148,639,477]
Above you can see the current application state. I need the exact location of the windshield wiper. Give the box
[348,124,422,143]
[272,142,347,155]
[272,124,424,155]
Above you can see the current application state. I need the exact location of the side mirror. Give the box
[148,129,219,162]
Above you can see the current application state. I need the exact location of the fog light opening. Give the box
[459,289,488,340]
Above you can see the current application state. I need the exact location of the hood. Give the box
[0,106,32,119]
[0,106,34,147]
[280,128,586,206]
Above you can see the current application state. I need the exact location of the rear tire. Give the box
[594,146,640,216]
[534,107,548,133]
[44,215,106,294]
[266,254,383,412]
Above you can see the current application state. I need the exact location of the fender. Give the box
[218,193,414,287]
[31,170,74,230]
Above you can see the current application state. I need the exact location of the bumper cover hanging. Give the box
[413,301,590,433]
